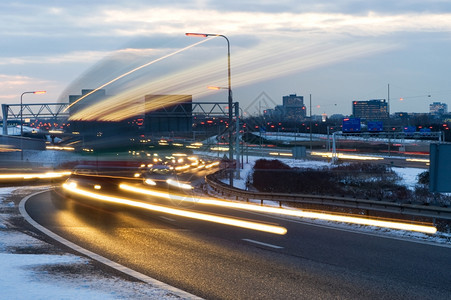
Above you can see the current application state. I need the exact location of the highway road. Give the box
[24,187,451,299]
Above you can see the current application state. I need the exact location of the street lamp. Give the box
[186,32,234,185]
[207,85,241,178]
[20,90,46,160]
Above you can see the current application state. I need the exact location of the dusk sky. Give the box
[2,0,451,117]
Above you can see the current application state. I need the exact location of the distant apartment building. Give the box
[282,94,306,120]
[352,99,388,120]
[264,94,307,121]
[430,102,448,115]
[394,112,410,121]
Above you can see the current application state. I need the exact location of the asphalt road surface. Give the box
[25,188,451,299]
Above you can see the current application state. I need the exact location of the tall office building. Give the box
[352,99,388,120]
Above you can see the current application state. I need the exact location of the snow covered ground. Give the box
[260,131,439,145]
[0,186,186,299]
[216,155,425,191]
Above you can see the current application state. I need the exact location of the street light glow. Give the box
[208,86,223,90]
[185,33,208,37]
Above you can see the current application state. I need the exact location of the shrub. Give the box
[253,159,291,170]
[417,171,429,185]
[252,161,410,201]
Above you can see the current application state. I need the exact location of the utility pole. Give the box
[387,84,391,157]
[309,94,312,151]
[387,83,390,119]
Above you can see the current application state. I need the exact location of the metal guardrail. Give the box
[205,172,451,221]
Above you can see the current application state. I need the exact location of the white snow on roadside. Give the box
[0,187,181,299]
[229,156,424,192]
[392,167,425,190]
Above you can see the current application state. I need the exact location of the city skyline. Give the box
[1,1,451,117]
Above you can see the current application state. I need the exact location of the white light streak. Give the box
[62,182,287,235]
[166,179,193,190]
[119,184,437,234]
[65,37,214,114]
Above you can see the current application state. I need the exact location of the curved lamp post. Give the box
[186,32,234,185]
[20,90,46,160]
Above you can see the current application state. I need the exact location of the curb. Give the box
[19,190,202,300]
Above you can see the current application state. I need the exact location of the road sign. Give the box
[403,126,416,136]
[430,143,451,192]
[342,118,361,133]
[367,121,383,132]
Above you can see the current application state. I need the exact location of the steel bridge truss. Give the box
[1,102,239,134]
[2,103,69,135]
[147,102,238,118]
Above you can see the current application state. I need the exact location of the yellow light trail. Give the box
[0,145,20,152]
[174,164,191,171]
[205,161,220,169]
[406,158,429,163]
[119,184,437,234]
[62,182,287,235]
[269,152,293,157]
[311,151,384,161]
[46,146,75,151]
[0,171,71,180]
[64,37,215,113]
[67,35,396,122]
[210,147,229,152]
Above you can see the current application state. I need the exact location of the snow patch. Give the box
[0,187,184,299]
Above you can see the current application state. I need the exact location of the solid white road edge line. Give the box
[19,190,202,300]
[242,239,284,249]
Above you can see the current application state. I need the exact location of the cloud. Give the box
[0,74,53,101]
[0,51,110,66]
[2,1,451,114]
[88,8,451,38]
[3,2,451,39]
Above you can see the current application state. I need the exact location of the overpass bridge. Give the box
[1,101,240,135]
[1,103,69,135]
